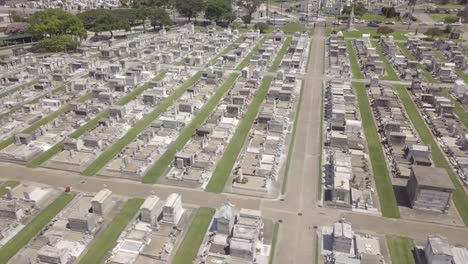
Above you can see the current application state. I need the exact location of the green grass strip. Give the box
[0,90,94,151]
[395,84,468,226]
[115,71,167,106]
[345,40,364,79]
[173,207,215,264]
[434,50,449,63]
[386,235,416,264]
[82,72,202,176]
[143,73,239,183]
[206,76,274,193]
[0,80,38,99]
[353,82,400,218]
[0,192,75,262]
[209,37,243,65]
[269,223,279,264]
[372,41,400,81]
[455,68,468,83]
[0,180,19,195]
[27,73,168,168]
[397,43,438,83]
[236,35,268,70]
[0,82,68,120]
[268,36,292,72]
[78,198,143,264]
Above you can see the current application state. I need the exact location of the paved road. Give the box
[413,12,437,24]
[3,24,468,263]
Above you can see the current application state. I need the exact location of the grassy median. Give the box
[345,40,364,79]
[28,72,169,168]
[0,192,76,262]
[82,72,202,176]
[395,84,468,226]
[372,40,400,81]
[236,35,268,70]
[78,198,143,264]
[206,76,274,193]
[354,82,400,218]
[386,235,416,264]
[173,207,215,264]
[397,43,438,83]
[269,36,292,72]
[143,73,239,183]
[269,223,280,264]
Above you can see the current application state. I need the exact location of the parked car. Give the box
[385,21,395,25]
[435,22,444,26]
[367,21,379,27]
[333,21,342,25]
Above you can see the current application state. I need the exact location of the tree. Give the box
[175,0,204,22]
[9,11,30,23]
[38,35,79,52]
[377,26,394,35]
[342,3,367,17]
[78,9,130,36]
[5,22,30,35]
[237,0,261,25]
[381,7,399,18]
[145,0,174,8]
[95,10,130,37]
[30,9,86,39]
[254,22,268,33]
[425,27,445,39]
[205,0,233,23]
[148,8,172,30]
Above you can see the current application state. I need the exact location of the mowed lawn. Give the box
[395,84,468,226]
[0,192,76,262]
[172,207,215,264]
[236,35,268,70]
[353,82,400,218]
[143,73,239,183]
[81,72,202,176]
[386,235,416,264]
[78,198,144,264]
[206,76,274,193]
[345,40,364,79]
[268,36,292,72]
[396,43,438,83]
[372,40,400,81]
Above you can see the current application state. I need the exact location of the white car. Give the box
[434,22,444,26]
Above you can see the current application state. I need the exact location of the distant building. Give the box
[407,165,455,213]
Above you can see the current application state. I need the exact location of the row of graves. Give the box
[158,33,286,190]
[433,39,468,72]
[353,34,386,78]
[196,202,275,264]
[410,79,468,187]
[229,32,309,198]
[368,78,457,218]
[0,28,185,164]
[406,38,458,83]
[99,66,225,181]
[379,36,423,80]
[321,219,387,264]
[0,182,60,250]
[327,32,351,78]
[322,80,378,214]
[10,188,123,263]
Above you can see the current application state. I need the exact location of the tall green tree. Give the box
[205,0,234,23]
[237,0,261,25]
[148,8,172,30]
[175,0,204,21]
[30,9,86,39]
